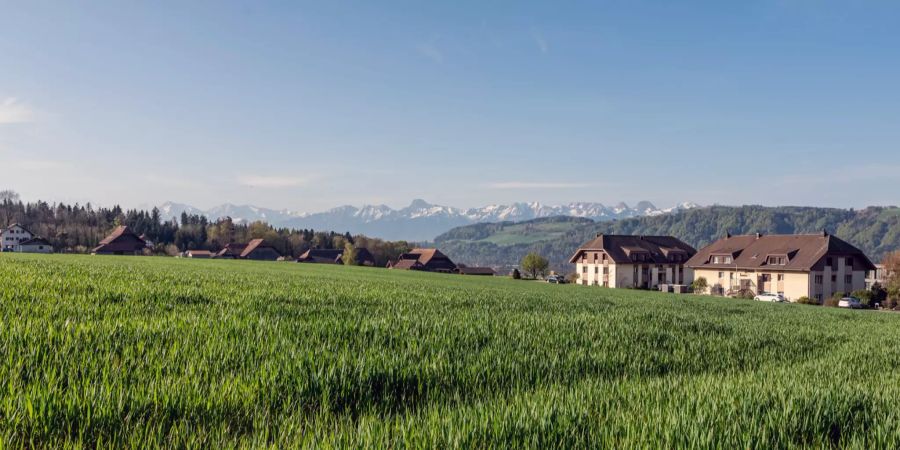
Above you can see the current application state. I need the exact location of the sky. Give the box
[1,0,899,212]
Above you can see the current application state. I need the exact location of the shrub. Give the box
[510,268,521,280]
[735,289,755,300]
[690,277,708,294]
[796,296,820,305]
[824,297,840,307]
[565,273,580,284]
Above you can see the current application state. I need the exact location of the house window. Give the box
[602,253,607,261]
[767,256,786,265]
[602,267,609,275]
[815,294,823,302]
[594,267,599,274]
[845,275,852,284]
[718,272,724,279]
[729,272,735,280]
[777,274,784,281]
[815,275,823,284]
[582,280,587,286]
[602,281,609,287]
[831,275,837,282]
[846,257,853,267]
[582,265,587,273]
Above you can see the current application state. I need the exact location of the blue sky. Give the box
[1,1,899,212]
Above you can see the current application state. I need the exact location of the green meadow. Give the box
[1,253,899,448]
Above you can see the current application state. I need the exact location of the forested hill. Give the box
[435,206,900,272]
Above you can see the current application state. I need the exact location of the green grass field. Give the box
[1,253,899,448]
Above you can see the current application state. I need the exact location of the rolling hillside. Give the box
[436,205,900,272]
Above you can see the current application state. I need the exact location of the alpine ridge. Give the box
[157,199,700,241]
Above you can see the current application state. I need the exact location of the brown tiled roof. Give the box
[568,235,696,264]
[686,232,876,272]
[390,259,423,270]
[92,226,146,254]
[298,249,343,263]
[216,243,247,258]
[240,239,281,258]
[458,267,496,275]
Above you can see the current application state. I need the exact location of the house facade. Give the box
[569,234,697,289]
[1,224,34,252]
[686,232,875,302]
[16,237,53,253]
[92,226,147,255]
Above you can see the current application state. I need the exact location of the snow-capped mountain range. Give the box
[158,199,700,241]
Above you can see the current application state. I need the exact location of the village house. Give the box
[215,239,281,261]
[92,226,147,255]
[866,264,888,290]
[686,232,876,302]
[16,237,53,253]
[388,248,458,273]
[1,223,34,252]
[296,248,376,266]
[569,234,697,289]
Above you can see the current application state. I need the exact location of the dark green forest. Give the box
[436,206,900,272]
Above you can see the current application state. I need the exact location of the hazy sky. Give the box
[1,1,899,212]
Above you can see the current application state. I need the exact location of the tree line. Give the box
[436,205,900,272]
[0,192,412,266]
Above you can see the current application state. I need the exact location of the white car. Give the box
[838,297,862,309]
[754,292,785,302]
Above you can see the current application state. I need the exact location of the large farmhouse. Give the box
[297,248,376,266]
[388,248,457,273]
[569,234,697,289]
[215,239,281,261]
[16,237,53,253]
[686,232,875,302]
[1,223,34,252]
[92,226,147,255]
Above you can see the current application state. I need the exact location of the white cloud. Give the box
[415,42,444,64]
[237,174,312,188]
[0,98,36,124]
[486,181,592,189]
[531,30,549,54]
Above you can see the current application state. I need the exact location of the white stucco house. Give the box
[1,223,34,252]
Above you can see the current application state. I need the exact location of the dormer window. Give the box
[711,255,733,264]
[766,255,787,265]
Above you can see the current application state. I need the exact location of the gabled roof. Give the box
[4,223,33,235]
[569,235,697,264]
[298,248,343,263]
[92,226,146,254]
[216,242,247,257]
[18,237,51,246]
[97,226,144,245]
[239,239,280,258]
[686,232,876,272]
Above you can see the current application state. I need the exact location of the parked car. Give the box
[838,297,862,309]
[546,275,565,284]
[754,292,785,302]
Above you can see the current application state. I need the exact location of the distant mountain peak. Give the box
[156,199,699,241]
